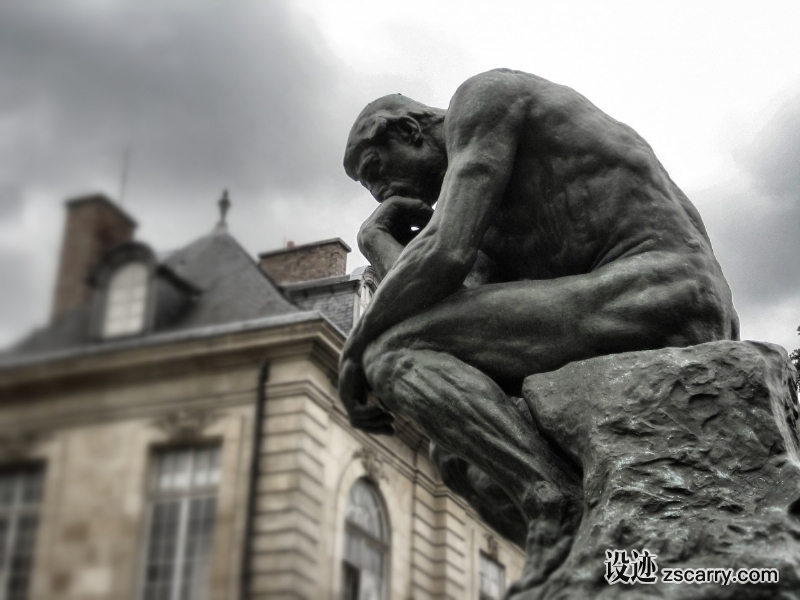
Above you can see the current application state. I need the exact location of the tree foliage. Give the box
[792,324,799,392]
[791,347,800,385]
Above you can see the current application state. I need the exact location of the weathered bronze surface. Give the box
[340,70,799,597]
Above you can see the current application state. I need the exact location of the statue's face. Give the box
[355,129,444,206]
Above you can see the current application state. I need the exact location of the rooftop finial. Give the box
[218,189,231,224]
[213,189,231,235]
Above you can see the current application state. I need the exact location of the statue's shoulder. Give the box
[454,68,533,98]
[448,69,534,129]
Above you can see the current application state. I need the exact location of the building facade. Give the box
[0,193,524,600]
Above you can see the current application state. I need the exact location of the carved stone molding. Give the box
[152,408,220,443]
[354,446,388,483]
[485,532,499,560]
[0,430,43,463]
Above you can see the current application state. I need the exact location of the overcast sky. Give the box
[0,0,798,352]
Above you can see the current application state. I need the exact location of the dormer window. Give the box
[352,267,378,326]
[359,282,373,313]
[102,262,149,338]
[354,281,374,323]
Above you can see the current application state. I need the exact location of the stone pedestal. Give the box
[518,341,800,599]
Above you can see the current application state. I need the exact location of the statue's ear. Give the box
[395,116,423,146]
[363,116,388,142]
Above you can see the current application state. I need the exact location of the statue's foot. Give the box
[505,493,581,599]
[504,525,572,598]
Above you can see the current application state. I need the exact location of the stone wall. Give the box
[0,319,524,600]
[247,340,526,599]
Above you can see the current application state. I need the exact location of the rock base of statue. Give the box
[515,341,800,600]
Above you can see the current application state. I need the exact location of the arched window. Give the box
[342,479,388,600]
[103,262,149,338]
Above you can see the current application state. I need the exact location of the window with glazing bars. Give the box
[140,446,220,600]
[103,262,149,338]
[342,479,388,600]
[479,552,505,600]
[0,467,44,600]
[354,282,374,323]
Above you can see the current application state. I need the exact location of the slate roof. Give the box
[8,228,303,358]
[282,269,364,334]
[10,305,94,356]
[160,230,297,330]
[0,312,329,369]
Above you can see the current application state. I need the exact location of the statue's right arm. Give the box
[357,196,434,281]
[345,71,527,358]
[357,227,400,282]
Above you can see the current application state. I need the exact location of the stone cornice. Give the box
[0,308,457,510]
[0,314,343,394]
[0,394,252,436]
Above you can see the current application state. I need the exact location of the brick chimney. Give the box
[258,238,351,284]
[51,193,137,320]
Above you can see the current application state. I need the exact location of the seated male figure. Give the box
[339,69,738,585]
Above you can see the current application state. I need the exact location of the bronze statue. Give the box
[340,69,740,591]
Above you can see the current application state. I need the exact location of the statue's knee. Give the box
[678,274,734,342]
[362,339,385,380]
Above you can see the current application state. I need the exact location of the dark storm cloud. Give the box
[699,91,800,345]
[745,94,800,203]
[0,183,23,221]
[0,1,372,347]
[0,1,352,208]
[708,191,797,307]
[0,248,44,345]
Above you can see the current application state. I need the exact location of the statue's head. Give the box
[344,94,446,204]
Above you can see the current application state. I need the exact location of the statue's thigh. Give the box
[370,252,727,383]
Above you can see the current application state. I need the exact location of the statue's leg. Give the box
[362,251,735,586]
[431,439,529,548]
[377,254,735,388]
[363,342,582,583]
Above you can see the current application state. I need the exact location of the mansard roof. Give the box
[8,229,301,358]
[160,230,297,330]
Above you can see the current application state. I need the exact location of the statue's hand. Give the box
[359,195,434,248]
[338,357,395,435]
